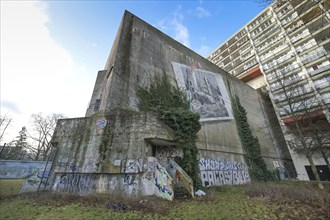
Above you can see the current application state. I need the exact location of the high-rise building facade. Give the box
[208,0,330,181]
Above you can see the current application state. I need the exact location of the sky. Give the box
[0,0,266,144]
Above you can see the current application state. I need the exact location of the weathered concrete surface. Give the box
[52,157,174,200]
[85,10,294,181]
[52,111,175,174]
[48,10,296,198]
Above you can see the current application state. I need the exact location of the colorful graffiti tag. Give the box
[142,157,174,200]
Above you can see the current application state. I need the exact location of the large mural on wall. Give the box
[172,62,233,121]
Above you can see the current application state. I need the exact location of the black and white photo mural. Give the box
[172,62,233,121]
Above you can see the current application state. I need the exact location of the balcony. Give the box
[240,50,255,62]
[295,39,317,53]
[243,59,258,71]
[263,51,295,71]
[281,12,298,26]
[322,92,330,104]
[260,43,289,62]
[314,78,330,90]
[248,10,272,31]
[301,47,327,64]
[256,34,285,53]
[290,29,309,43]
[308,61,330,76]
[287,20,305,35]
[269,61,300,77]
[277,4,294,18]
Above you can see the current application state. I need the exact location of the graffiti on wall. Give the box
[199,158,250,186]
[123,174,138,195]
[156,147,182,161]
[142,157,174,200]
[0,161,50,179]
[20,170,51,193]
[172,62,233,121]
[122,159,143,173]
[54,173,94,196]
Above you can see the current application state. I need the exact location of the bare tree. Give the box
[269,61,329,189]
[27,113,64,161]
[0,113,12,143]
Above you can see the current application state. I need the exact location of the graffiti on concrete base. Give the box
[123,174,138,194]
[20,170,51,193]
[142,157,173,200]
[199,158,250,186]
[55,173,93,196]
[122,159,143,173]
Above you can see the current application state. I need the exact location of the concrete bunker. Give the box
[20,10,296,199]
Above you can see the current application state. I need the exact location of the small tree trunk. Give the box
[306,154,324,190]
[320,150,330,172]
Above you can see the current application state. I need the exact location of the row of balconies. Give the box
[278,96,320,116]
[301,47,327,64]
[243,59,258,71]
[256,34,285,53]
[260,43,289,61]
[251,18,275,38]
[269,72,305,90]
[254,26,281,46]
[286,20,305,35]
[240,50,255,62]
[248,10,272,31]
[295,39,317,53]
[314,77,330,90]
[235,31,247,41]
[281,12,298,26]
[307,60,330,76]
[322,92,330,104]
[277,4,294,18]
[237,37,249,47]
[271,61,300,77]
[263,51,294,70]
[239,44,252,55]
[290,28,309,43]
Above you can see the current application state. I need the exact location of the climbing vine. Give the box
[231,95,274,181]
[137,75,202,189]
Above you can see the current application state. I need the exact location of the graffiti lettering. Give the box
[123,159,143,173]
[199,158,250,186]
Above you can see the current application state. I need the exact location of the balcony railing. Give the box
[301,47,327,64]
[295,39,317,53]
[281,12,298,26]
[308,62,330,76]
[290,29,309,43]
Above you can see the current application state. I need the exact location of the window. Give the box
[94,99,101,111]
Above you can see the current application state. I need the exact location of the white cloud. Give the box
[195,6,210,18]
[157,7,190,47]
[197,45,211,57]
[0,1,93,143]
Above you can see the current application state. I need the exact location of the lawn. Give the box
[0,179,329,219]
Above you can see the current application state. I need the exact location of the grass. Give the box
[0,179,24,196]
[0,179,329,219]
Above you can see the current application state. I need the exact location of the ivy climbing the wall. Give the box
[137,75,202,189]
[231,95,274,181]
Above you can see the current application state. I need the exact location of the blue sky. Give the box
[45,0,265,72]
[1,0,266,143]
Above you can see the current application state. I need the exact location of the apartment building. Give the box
[208,0,330,181]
